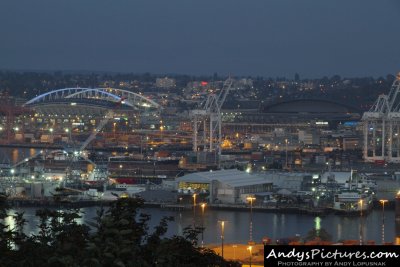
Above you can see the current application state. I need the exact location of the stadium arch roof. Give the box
[24,88,160,110]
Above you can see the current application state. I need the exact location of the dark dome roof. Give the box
[262,99,360,114]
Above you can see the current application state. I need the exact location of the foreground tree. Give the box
[305,227,332,242]
[0,198,240,267]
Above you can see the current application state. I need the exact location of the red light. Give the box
[201,81,208,86]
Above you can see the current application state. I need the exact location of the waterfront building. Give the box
[176,169,273,204]
[259,172,318,192]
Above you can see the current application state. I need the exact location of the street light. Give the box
[193,193,197,207]
[247,245,253,267]
[359,199,363,245]
[380,199,388,245]
[201,203,206,247]
[192,193,197,226]
[246,195,256,242]
[201,202,206,213]
[285,138,288,169]
[218,220,226,259]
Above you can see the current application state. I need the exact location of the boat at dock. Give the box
[332,190,373,214]
[332,170,375,215]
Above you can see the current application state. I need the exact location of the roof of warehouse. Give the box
[176,169,273,187]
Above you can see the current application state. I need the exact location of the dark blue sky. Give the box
[1,0,399,78]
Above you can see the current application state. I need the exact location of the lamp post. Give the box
[49,128,54,143]
[201,203,206,247]
[359,199,363,245]
[380,199,388,245]
[247,245,253,267]
[218,220,226,258]
[285,138,288,169]
[65,128,70,144]
[65,128,74,150]
[192,193,197,226]
[246,195,256,242]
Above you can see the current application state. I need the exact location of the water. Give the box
[4,206,398,245]
[0,147,39,165]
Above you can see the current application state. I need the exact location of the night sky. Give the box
[0,0,399,78]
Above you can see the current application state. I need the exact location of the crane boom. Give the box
[216,77,233,110]
[79,110,115,152]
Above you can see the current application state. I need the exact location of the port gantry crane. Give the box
[64,96,129,183]
[362,73,400,163]
[190,77,234,166]
[6,107,117,185]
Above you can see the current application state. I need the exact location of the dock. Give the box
[160,203,191,211]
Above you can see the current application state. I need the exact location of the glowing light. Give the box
[314,217,321,231]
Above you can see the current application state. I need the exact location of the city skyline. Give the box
[0,0,399,78]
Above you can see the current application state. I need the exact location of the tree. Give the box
[0,198,240,267]
[0,199,12,255]
[305,228,332,242]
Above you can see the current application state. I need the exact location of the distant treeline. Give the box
[0,70,397,111]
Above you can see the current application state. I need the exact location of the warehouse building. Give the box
[176,169,273,204]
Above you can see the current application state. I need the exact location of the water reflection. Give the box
[337,222,342,241]
[29,148,37,158]
[11,149,19,164]
[3,207,398,245]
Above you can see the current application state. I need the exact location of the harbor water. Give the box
[4,206,398,245]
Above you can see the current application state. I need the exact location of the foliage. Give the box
[0,198,240,267]
[305,227,332,242]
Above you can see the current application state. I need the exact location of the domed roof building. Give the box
[222,98,361,133]
[261,99,360,114]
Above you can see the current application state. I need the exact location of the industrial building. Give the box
[176,169,322,204]
[222,98,361,134]
[176,169,273,204]
[260,172,319,192]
